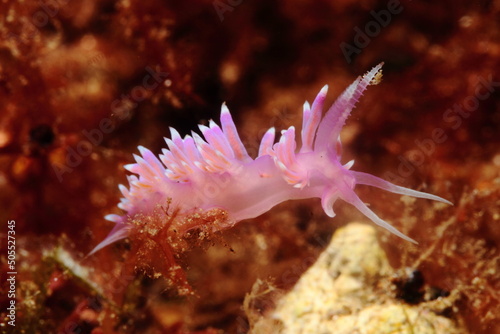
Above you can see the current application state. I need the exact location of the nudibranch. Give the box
[90,63,452,255]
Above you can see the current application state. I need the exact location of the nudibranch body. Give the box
[91,63,451,255]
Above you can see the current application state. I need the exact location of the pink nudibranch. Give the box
[90,63,452,255]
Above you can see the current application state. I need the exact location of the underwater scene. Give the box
[1,1,499,333]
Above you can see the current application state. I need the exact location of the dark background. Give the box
[0,0,499,333]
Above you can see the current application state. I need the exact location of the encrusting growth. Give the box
[91,63,452,257]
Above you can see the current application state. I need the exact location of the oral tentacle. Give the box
[339,184,418,244]
[352,171,453,205]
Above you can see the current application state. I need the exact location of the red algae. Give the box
[1,0,499,333]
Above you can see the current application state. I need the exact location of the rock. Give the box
[250,223,463,334]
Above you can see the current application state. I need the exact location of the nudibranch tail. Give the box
[90,63,452,256]
[88,215,128,256]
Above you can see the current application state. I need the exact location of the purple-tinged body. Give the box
[91,64,452,255]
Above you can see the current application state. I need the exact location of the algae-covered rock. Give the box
[250,223,464,334]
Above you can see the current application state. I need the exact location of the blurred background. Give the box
[0,0,499,333]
